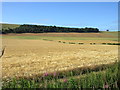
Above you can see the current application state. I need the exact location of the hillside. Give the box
[1,23,20,30]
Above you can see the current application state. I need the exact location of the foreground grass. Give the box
[2,61,119,88]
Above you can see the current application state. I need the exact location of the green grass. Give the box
[100,31,118,37]
[2,35,118,41]
[1,24,20,30]
[2,61,119,88]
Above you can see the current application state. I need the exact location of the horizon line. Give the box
[1,23,118,31]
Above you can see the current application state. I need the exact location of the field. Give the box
[1,32,119,88]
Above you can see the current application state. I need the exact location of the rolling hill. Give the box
[1,23,20,30]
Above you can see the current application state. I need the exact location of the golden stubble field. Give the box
[56,40,118,44]
[1,38,118,79]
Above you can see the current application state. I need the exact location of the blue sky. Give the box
[2,2,118,31]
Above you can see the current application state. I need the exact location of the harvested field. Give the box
[2,32,118,38]
[2,38,118,79]
[56,40,118,44]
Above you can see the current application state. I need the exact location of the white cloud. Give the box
[0,21,9,24]
[25,23,43,25]
[23,23,53,26]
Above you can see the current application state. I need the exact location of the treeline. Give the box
[1,24,99,34]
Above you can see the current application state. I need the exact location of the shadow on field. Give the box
[8,61,118,82]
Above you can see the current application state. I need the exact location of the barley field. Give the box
[1,32,118,80]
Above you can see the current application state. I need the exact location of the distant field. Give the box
[2,35,118,40]
[2,31,118,37]
[1,32,118,41]
[1,32,118,45]
[100,31,118,37]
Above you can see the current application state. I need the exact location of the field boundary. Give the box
[42,39,120,45]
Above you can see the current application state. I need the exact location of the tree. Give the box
[2,24,100,34]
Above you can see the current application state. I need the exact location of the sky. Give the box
[1,0,119,2]
[2,2,118,31]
